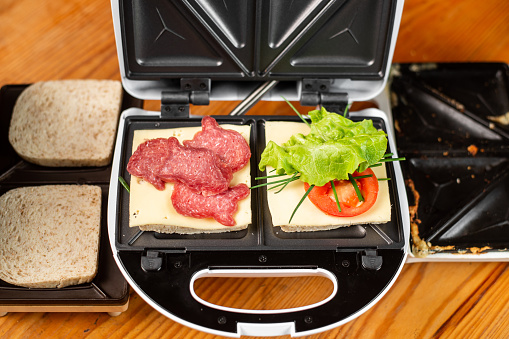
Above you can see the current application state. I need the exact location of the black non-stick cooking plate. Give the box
[391,63,509,256]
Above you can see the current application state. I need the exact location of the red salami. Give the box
[171,182,250,226]
[126,138,170,190]
[184,116,251,172]
[127,137,232,196]
[127,117,252,227]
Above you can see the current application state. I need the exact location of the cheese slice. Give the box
[264,121,391,232]
[129,124,251,234]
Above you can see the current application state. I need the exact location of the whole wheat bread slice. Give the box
[8,79,123,167]
[0,185,102,288]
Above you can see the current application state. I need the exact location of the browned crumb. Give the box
[407,179,431,257]
[487,112,509,125]
[469,246,492,254]
[467,144,478,156]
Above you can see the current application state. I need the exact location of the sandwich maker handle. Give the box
[190,268,338,315]
[189,268,338,337]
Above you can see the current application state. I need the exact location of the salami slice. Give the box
[127,137,232,196]
[184,116,251,172]
[126,138,169,190]
[171,182,250,226]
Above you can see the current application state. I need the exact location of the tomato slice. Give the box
[303,168,379,217]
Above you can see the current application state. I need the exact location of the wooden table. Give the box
[1,0,509,338]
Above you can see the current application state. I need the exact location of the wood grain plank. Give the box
[0,0,509,338]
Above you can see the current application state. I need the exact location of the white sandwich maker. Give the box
[107,0,509,336]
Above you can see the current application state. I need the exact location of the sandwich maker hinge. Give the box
[300,78,349,116]
[161,78,211,118]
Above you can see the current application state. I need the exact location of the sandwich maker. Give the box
[107,0,509,337]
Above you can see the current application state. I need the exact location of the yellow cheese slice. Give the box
[263,121,391,232]
[129,123,251,234]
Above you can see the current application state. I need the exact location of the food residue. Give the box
[468,246,492,254]
[487,112,509,125]
[467,144,478,156]
[407,178,494,258]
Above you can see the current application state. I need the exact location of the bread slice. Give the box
[8,80,123,167]
[0,185,102,288]
[264,121,392,232]
[129,125,252,234]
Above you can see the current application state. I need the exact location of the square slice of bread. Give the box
[0,185,102,288]
[129,125,252,234]
[264,121,392,232]
[8,80,123,167]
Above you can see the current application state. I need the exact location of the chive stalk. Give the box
[348,173,364,202]
[343,103,351,117]
[118,176,130,193]
[282,96,311,128]
[378,157,406,163]
[289,184,314,223]
[351,174,373,180]
[251,175,300,190]
[275,172,300,193]
[255,173,290,180]
[330,180,341,213]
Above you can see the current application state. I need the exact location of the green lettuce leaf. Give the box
[259,107,387,187]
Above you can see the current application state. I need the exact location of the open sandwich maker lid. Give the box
[112,0,404,103]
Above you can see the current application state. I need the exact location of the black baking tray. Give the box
[0,84,142,306]
[391,63,509,255]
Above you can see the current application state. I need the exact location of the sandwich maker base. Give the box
[109,109,407,337]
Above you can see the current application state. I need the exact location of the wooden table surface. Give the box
[1,0,509,338]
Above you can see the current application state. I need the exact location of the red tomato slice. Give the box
[303,168,379,217]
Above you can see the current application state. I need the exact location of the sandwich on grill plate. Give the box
[126,116,252,234]
[257,105,395,232]
[8,79,123,167]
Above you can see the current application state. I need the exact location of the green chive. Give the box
[378,157,406,163]
[118,176,130,193]
[255,173,289,180]
[378,178,391,181]
[282,96,311,128]
[369,163,383,168]
[351,174,373,180]
[348,173,364,202]
[266,176,299,191]
[274,172,300,193]
[267,181,292,191]
[383,153,394,158]
[330,180,341,213]
[343,103,351,117]
[250,176,299,190]
[289,184,314,223]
